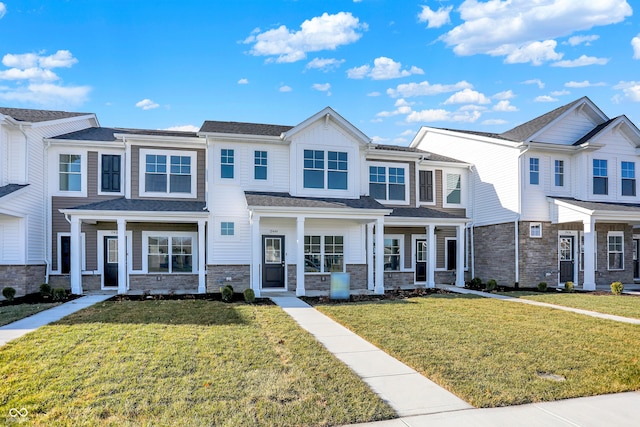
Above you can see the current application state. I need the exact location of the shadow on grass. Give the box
[53,300,253,326]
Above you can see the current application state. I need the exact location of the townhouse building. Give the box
[412,96,640,290]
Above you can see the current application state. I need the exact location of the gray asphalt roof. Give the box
[389,207,467,219]
[0,107,92,123]
[0,184,28,199]
[552,197,640,213]
[245,191,387,210]
[200,121,293,136]
[65,198,207,212]
[52,127,198,141]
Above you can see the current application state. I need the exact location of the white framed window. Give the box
[303,150,348,190]
[554,160,564,187]
[607,231,624,270]
[368,163,409,204]
[221,222,234,236]
[143,231,197,273]
[621,161,636,197]
[530,223,542,238]
[221,149,234,179]
[445,173,462,204]
[529,158,539,185]
[593,159,608,195]
[304,235,344,273]
[254,151,267,180]
[383,235,403,271]
[59,154,82,192]
[139,149,197,198]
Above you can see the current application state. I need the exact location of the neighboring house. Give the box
[200,107,470,296]
[412,96,640,290]
[0,108,97,296]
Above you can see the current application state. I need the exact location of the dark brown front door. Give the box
[559,235,574,283]
[415,239,427,282]
[104,236,118,287]
[262,236,285,288]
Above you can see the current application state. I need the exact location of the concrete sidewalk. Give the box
[0,294,113,346]
[271,297,472,417]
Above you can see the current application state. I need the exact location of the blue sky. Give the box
[0,0,638,145]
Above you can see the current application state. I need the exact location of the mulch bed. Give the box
[302,287,450,305]
[0,292,80,307]
[110,293,274,305]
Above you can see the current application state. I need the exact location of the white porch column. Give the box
[70,216,82,295]
[251,214,261,297]
[117,218,127,294]
[583,219,596,290]
[455,224,465,287]
[296,217,305,296]
[366,223,374,291]
[374,217,385,294]
[198,219,206,294]
[427,225,436,288]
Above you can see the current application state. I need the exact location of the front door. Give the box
[559,235,575,283]
[446,239,456,270]
[262,236,285,288]
[634,239,639,279]
[104,236,118,287]
[415,239,427,282]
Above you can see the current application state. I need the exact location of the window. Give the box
[529,158,539,185]
[145,154,167,192]
[384,238,401,271]
[170,156,191,193]
[593,159,608,195]
[221,222,234,236]
[304,235,344,273]
[59,154,81,191]
[530,223,542,238]
[303,150,324,188]
[419,170,434,202]
[369,165,407,201]
[554,160,564,187]
[446,173,461,204]
[221,149,234,179]
[141,150,196,196]
[608,232,624,270]
[254,151,267,180]
[147,235,194,273]
[328,151,348,190]
[101,154,121,193]
[622,161,636,196]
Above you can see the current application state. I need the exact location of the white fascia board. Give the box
[525,142,582,153]
[384,216,469,226]
[419,160,472,169]
[365,149,424,161]
[410,126,521,149]
[44,138,126,149]
[202,133,286,144]
[30,114,99,129]
[550,198,595,216]
[116,133,204,147]
[249,206,391,219]
[58,209,209,221]
[549,198,640,222]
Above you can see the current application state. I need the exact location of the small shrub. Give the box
[611,281,624,295]
[467,277,482,290]
[243,288,256,304]
[40,283,52,297]
[538,282,548,292]
[221,284,234,303]
[564,281,574,292]
[2,287,16,301]
[52,287,67,301]
[485,279,497,292]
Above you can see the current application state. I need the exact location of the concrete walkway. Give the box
[271,297,472,417]
[0,294,113,346]
[440,285,640,325]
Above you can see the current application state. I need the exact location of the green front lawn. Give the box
[0,300,394,426]
[0,303,62,327]
[507,292,640,319]
[316,294,640,408]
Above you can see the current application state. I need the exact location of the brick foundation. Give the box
[206,265,251,292]
[0,265,47,298]
[130,274,198,292]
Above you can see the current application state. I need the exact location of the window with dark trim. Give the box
[419,170,433,202]
[101,155,121,192]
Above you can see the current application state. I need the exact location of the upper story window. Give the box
[529,158,539,185]
[622,161,636,196]
[369,165,406,201]
[254,151,267,180]
[221,149,234,179]
[303,149,348,190]
[59,154,81,192]
[101,154,121,193]
[593,159,608,195]
[446,173,461,204]
[419,170,434,203]
[554,160,564,187]
[140,149,196,198]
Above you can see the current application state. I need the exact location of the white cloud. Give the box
[2,53,39,68]
[376,98,413,117]
[444,88,491,105]
[237,78,249,84]
[347,56,423,80]
[440,0,632,62]
[565,80,607,88]
[566,35,599,46]
[399,129,415,136]
[163,125,199,132]
[39,50,78,68]
[0,67,59,81]
[312,83,331,92]
[493,100,518,112]
[407,108,482,123]
[493,90,515,100]
[501,40,563,65]
[523,79,545,89]
[387,80,472,98]
[632,34,640,59]
[245,12,367,63]
[0,82,90,106]
[613,81,640,102]
[306,57,345,71]
[135,99,159,110]
[279,85,292,92]
[552,55,609,67]
[0,3,6,19]
[367,91,381,97]
[482,119,508,125]
[550,90,570,96]
[534,95,559,102]
[418,5,453,28]
[371,135,389,143]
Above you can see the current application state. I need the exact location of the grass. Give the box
[0,303,62,327]
[315,294,640,408]
[500,292,640,319]
[0,300,395,426]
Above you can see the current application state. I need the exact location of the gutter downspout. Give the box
[515,142,532,287]
[469,165,476,279]
[43,138,51,284]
